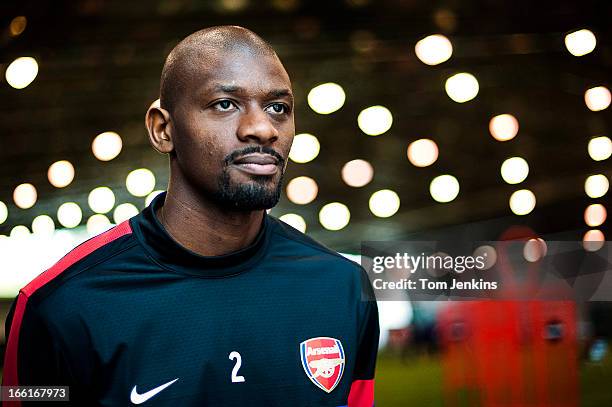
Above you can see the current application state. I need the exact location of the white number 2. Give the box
[229,351,245,383]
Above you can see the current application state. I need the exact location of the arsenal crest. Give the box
[300,337,345,393]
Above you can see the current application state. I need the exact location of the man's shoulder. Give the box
[21,220,137,309]
[267,215,363,272]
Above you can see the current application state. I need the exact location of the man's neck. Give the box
[156,186,265,257]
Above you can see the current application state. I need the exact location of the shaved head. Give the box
[160,25,279,113]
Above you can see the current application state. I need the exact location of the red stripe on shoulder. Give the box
[22,220,132,297]
[2,220,132,395]
[348,379,375,407]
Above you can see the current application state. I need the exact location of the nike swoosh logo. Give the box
[130,378,179,404]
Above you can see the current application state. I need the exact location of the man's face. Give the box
[170,48,295,211]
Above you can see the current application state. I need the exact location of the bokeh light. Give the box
[565,29,597,57]
[489,114,519,141]
[319,202,350,231]
[5,57,38,89]
[445,73,479,103]
[584,86,611,112]
[523,238,547,262]
[48,160,75,188]
[307,83,346,114]
[341,159,374,187]
[279,213,307,233]
[358,106,393,136]
[289,133,320,163]
[500,157,529,184]
[10,225,30,238]
[9,16,27,37]
[57,202,83,228]
[583,230,605,252]
[87,214,113,236]
[509,189,536,215]
[32,215,55,236]
[584,204,606,227]
[369,189,400,218]
[0,201,8,225]
[88,187,116,214]
[473,245,497,270]
[407,139,439,167]
[429,175,460,203]
[588,136,611,161]
[126,169,156,197]
[92,131,123,161]
[414,34,453,65]
[286,176,318,205]
[113,203,139,224]
[584,174,609,198]
[13,183,37,209]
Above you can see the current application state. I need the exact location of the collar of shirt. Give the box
[130,191,270,278]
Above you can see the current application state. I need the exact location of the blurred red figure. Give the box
[438,227,578,407]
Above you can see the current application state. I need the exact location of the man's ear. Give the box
[145,101,174,154]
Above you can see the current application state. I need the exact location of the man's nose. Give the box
[236,107,279,145]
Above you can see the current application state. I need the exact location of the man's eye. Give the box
[214,100,235,111]
[265,103,288,114]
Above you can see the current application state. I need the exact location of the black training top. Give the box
[3,192,379,407]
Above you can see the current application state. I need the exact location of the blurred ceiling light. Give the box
[319,202,350,231]
[219,0,249,11]
[584,86,611,111]
[92,131,123,161]
[9,16,27,37]
[509,189,536,215]
[473,245,496,270]
[0,201,8,225]
[32,215,55,236]
[564,29,597,57]
[588,136,611,161]
[407,138,439,167]
[433,8,457,32]
[341,159,374,187]
[88,187,116,214]
[429,174,460,203]
[57,202,82,228]
[10,225,30,238]
[307,83,346,114]
[13,183,37,209]
[358,105,393,136]
[286,176,318,205]
[350,30,377,53]
[489,114,519,141]
[583,229,605,252]
[584,174,609,198]
[87,214,112,236]
[126,169,156,197]
[48,160,75,188]
[145,190,165,207]
[500,156,529,184]
[289,133,320,163]
[279,213,307,233]
[113,203,139,224]
[523,238,547,262]
[271,0,300,12]
[369,189,400,218]
[584,204,606,227]
[414,34,453,65]
[445,72,479,103]
[5,57,38,89]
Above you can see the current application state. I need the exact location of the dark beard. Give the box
[213,169,284,211]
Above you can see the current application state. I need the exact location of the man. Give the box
[3,26,379,406]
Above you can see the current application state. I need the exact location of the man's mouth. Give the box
[231,153,279,176]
